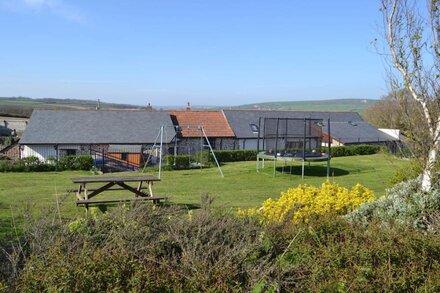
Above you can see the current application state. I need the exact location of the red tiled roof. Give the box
[168,111,235,138]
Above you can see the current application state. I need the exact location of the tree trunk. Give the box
[421,146,437,192]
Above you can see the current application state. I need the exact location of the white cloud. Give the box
[3,0,86,23]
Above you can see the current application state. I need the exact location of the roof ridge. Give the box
[222,109,359,114]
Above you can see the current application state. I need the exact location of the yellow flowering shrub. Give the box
[239,181,375,223]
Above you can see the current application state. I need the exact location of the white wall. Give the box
[379,128,400,140]
[22,145,57,161]
[22,144,85,161]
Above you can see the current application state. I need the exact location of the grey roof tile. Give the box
[222,109,397,143]
[20,110,174,144]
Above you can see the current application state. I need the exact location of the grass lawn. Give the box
[0,153,408,236]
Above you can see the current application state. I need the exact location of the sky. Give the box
[0,0,388,106]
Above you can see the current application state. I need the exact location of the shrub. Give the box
[164,155,191,170]
[9,201,285,292]
[0,155,93,172]
[209,150,257,162]
[348,177,440,230]
[321,145,382,157]
[56,155,94,171]
[57,155,77,170]
[74,155,94,170]
[3,199,440,292]
[388,159,440,186]
[239,181,375,223]
[0,160,13,172]
[388,160,423,185]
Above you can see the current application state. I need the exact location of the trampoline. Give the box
[256,117,331,178]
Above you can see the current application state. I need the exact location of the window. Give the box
[250,124,259,133]
[66,149,76,156]
[121,152,128,161]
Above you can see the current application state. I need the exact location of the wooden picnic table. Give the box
[70,175,164,207]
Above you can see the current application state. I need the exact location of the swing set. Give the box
[142,124,224,178]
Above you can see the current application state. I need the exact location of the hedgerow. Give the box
[0,155,93,172]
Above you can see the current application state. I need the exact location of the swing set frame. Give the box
[142,124,224,178]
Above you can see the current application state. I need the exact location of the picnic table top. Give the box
[71,175,160,184]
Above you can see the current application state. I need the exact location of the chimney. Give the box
[146,102,153,112]
[186,102,191,111]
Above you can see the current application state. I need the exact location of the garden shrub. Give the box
[388,159,440,186]
[348,177,440,230]
[209,150,257,162]
[57,155,77,170]
[239,181,375,223]
[0,155,94,172]
[73,155,94,170]
[2,199,440,292]
[322,144,381,157]
[164,155,191,169]
[388,159,423,185]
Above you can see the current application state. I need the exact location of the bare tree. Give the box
[381,0,440,191]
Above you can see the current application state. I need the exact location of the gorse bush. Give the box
[348,177,440,230]
[239,181,375,223]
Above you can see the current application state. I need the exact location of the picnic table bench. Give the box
[70,175,166,208]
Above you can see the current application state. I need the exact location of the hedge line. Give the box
[162,146,381,170]
[0,155,94,172]
[209,150,258,162]
[322,145,382,157]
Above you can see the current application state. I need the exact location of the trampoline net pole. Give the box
[327,118,331,178]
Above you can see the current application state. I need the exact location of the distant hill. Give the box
[232,99,379,113]
[0,97,144,117]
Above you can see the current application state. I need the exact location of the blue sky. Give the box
[0,0,387,106]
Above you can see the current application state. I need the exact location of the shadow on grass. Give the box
[83,201,201,213]
[275,165,349,177]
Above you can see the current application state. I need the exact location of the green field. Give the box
[235,98,378,112]
[0,153,408,236]
[0,97,143,111]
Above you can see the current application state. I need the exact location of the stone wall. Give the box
[176,138,238,155]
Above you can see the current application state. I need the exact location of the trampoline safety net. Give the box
[259,118,325,158]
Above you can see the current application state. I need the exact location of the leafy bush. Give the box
[164,155,191,170]
[56,155,77,170]
[0,160,13,172]
[2,199,440,292]
[74,155,94,170]
[322,144,382,157]
[0,155,94,172]
[388,160,423,185]
[388,159,440,186]
[348,177,440,230]
[209,150,257,162]
[239,181,375,223]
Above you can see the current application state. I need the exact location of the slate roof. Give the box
[107,145,143,153]
[222,109,397,143]
[323,121,397,144]
[169,111,235,138]
[20,110,174,144]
